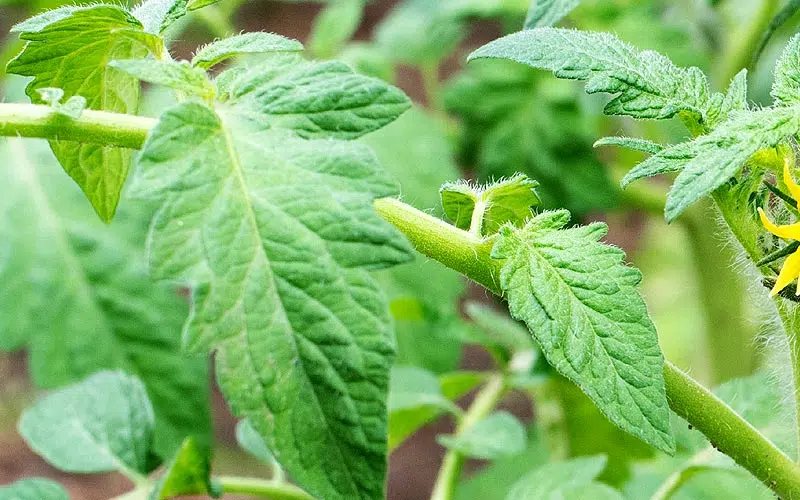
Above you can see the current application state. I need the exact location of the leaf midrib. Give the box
[515,233,669,446]
[216,116,363,496]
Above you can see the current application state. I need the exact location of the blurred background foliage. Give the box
[1,0,799,498]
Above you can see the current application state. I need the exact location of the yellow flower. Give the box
[759,163,800,296]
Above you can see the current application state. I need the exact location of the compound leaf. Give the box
[192,32,303,70]
[131,56,412,498]
[665,107,800,221]
[492,210,674,453]
[7,5,163,221]
[0,138,211,460]
[469,28,716,125]
[0,479,69,500]
[19,371,154,477]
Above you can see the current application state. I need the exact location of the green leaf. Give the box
[506,455,608,500]
[468,28,716,124]
[339,43,395,82]
[492,210,675,453]
[440,0,529,19]
[524,0,580,29]
[309,0,365,58]
[224,54,410,139]
[455,427,549,500]
[236,419,275,466]
[19,371,154,477]
[463,301,534,354]
[441,174,541,235]
[132,0,219,34]
[375,0,465,65]
[0,138,211,459]
[444,59,616,215]
[149,437,217,500]
[438,411,526,460]
[772,34,800,106]
[191,32,304,70]
[594,137,664,155]
[110,59,215,98]
[132,56,412,497]
[7,5,163,221]
[388,367,483,451]
[364,108,467,373]
[566,482,625,500]
[664,106,800,221]
[620,141,694,188]
[0,479,69,500]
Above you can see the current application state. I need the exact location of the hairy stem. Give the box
[215,476,315,500]
[1,103,800,498]
[430,374,506,500]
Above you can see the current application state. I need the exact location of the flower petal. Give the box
[784,161,800,211]
[771,249,800,296]
[759,208,800,240]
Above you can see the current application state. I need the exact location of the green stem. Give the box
[0,104,153,149]
[215,476,315,500]
[1,103,799,498]
[684,202,756,384]
[775,301,800,458]
[663,361,800,499]
[430,374,506,500]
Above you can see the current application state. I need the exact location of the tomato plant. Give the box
[2,0,800,499]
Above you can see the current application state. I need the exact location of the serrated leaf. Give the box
[773,34,800,106]
[620,141,695,188]
[524,0,580,29]
[438,411,526,460]
[7,5,163,221]
[492,210,675,453]
[0,138,211,459]
[225,54,410,139]
[594,137,664,155]
[706,69,748,128]
[665,107,800,221]
[19,371,154,476]
[506,455,608,500]
[110,59,215,98]
[132,60,412,497]
[0,479,69,500]
[149,437,216,500]
[309,0,364,58]
[191,32,304,70]
[469,28,717,125]
[441,175,541,236]
[236,419,275,466]
[132,0,197,34]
